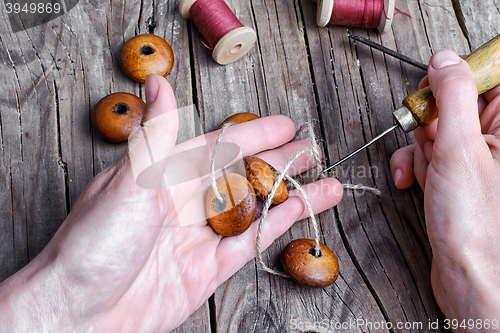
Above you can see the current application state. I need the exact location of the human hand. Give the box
[0,75,343,332]
[390,50,500,327]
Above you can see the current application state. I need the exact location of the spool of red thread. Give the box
[317,0,395,33]
[179,0,257,65]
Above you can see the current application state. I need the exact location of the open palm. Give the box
[41,75,343,332]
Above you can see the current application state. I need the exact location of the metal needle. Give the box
[320,124,399,175]
[349,35,428,71]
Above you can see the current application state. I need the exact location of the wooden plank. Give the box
[149,1,212,332]
[308,23,433,333]
[454,0,500,49]
[0,0,495,331]
[417,0,470,53]
[198,1,386,332]
[0,7,68,266]
[73,0,139,175]
[189,1,261,133]
[0,11,26,281]
[300,0,466,331]
[1,0,211,329]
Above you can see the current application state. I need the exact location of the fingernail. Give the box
[431,50,461,69]
[145,74,159,104]
[394,168,402,186]
[424,141,434,161]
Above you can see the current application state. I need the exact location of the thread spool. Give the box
[179,0,257,65]
[317,0,395,33]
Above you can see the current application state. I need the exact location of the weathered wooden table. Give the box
[1,0,499,332]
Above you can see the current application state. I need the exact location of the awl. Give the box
[321,33,500,175]
[349,35,428,71]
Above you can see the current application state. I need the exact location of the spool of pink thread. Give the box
[317,0,395,33]
[179,0,257,65]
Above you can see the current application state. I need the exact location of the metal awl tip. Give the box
[320,124,399,175]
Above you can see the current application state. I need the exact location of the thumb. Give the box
[127,74,179,187]
[428,50,485,156]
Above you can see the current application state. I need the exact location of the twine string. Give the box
[210,122,234,203]
[342,183,381,196]
[255,123,381,277]
[189,0,244,49]
[294,123,325,178]
[208,121,381,278]
[255,146,321,277]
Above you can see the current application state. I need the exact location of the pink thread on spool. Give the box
[317,0,395,33]
[179,0,257,65]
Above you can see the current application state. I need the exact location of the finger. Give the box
[167,139,326,222]
[484,85,500,103]
[127,75,179,182]
[142,75,178,124]
[255,139,321,176]
[171,115,297,163]
[418,75,429,90]
[213,177,343,285]
[414,144,429,190]
[390,144,416,189]
[414,121,437,152]
[209,115,297,156]
[485,133,500,161]
[427,50,487,158]
[478,95,488,115]
[480,95,500,133]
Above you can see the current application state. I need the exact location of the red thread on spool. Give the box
[317,0,396,33]
[329,0,384,29]
[189,0,244,49]
[179,0,257,65]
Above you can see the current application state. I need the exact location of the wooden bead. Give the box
[206,173,257,237]
[120,34,174,83]
[281,239,339,288]
[244,155,288,205]
[219,113,260,128]
[92,92,145,143]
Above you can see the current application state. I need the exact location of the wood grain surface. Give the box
[0,0,498,332]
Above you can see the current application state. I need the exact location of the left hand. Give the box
[0,75,343,332]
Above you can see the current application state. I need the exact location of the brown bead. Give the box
[206,173,257,237]
[219,113,260,128]
[92,92,145,143]
[281,239,339,288]
[244,155,288,205]
[120,34,174,83]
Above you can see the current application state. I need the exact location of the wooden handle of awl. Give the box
[395,34,500,132]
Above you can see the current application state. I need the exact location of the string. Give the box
[189,0,244,49]
[329,0,385,29]
[208,121,381,278]
[342,183,381,196]
[255,147,320,278]
[210,122,234,202]
[394,7,412,19]
[255,123,381,277]
[293,123,325,179]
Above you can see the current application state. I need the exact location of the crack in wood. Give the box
[451,0,470,47]
[248,0,263,117]
[53,81,70,215]
[333,206,394,332]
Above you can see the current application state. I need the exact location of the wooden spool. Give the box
[179,0,257,65]
[316,0,395,33]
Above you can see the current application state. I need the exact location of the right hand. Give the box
[390,50,500,328]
